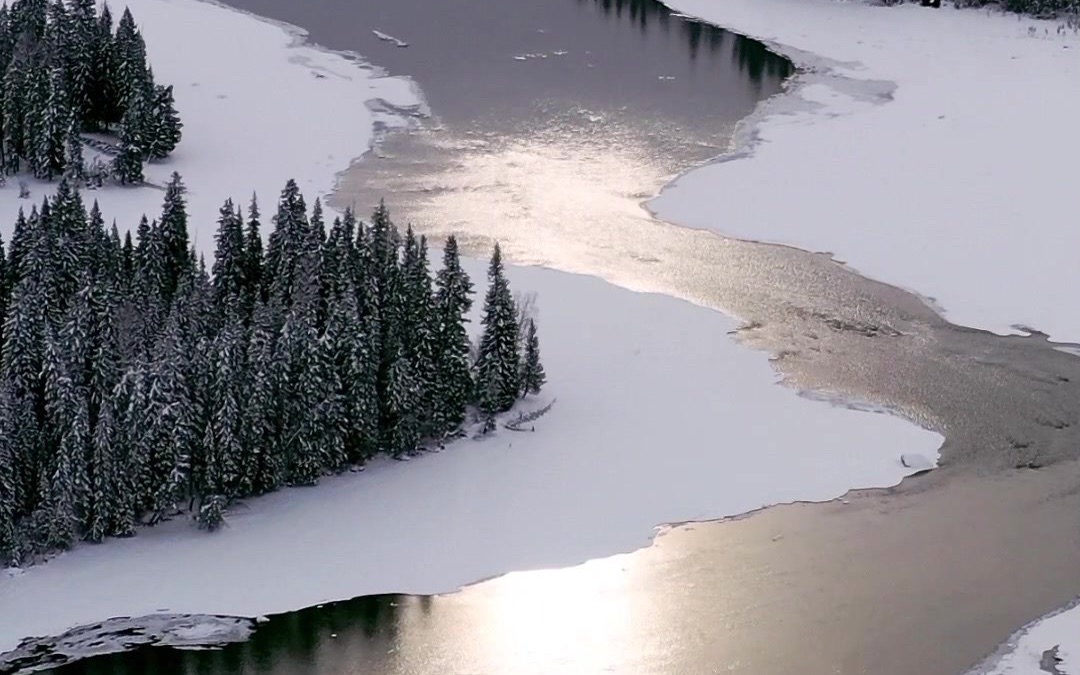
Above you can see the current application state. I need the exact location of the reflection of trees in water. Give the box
[50,596,411,675]
[581,0,794,82]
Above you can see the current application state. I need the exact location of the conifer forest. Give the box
[0,174,545,564]
[0,0,182,186]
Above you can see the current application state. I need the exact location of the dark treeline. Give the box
[0,0,182,186]
[0,174,545,563]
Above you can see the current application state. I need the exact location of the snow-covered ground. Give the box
[0,0,424,242]
[966,598,1080,675]
[651,0,1080,341]
[0,0,946,658]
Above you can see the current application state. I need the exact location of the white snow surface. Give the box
[0,0,945,655]
[0,0,424,243]
[650,0,1080,341]
[966,599,1080,674]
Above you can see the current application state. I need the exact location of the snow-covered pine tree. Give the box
[242,194,263,310]
[49,178,92,313]
[2,206,52,518]
[195,494,226,531]
[41,326,91,550]
[63,131,85,186]
[120,228,134,285]
[112,8,149,112]
[131,215,168,355]
[0,395,18,561]
[145,84,181,160]
[86,3,120,128]
[64,0,98,127]
[398,228,437,436]
[141,283,199,520]
[0,45,29,174]
[244,296,284,493]
[474,242,520,415]
[264,179,309,310]
[158,172,191,303]
[276,248,324,485]
[323,252,378,463]
[211,198,245,313]
[520,317,546,397]
[10,0,48,41]
[113,91,145,185]
[432,234,474,434]
[0,232,7,350]
[385,353,421,457]
[33,64,72,181]
[366,200,405,446]
[201,308,246,497]
[86,271,133,540]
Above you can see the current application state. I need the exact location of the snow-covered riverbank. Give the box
[652,0,1080,671]
[652,0,1080,341]
[1,0,942,657]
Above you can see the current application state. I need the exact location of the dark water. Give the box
[229,0,791,128]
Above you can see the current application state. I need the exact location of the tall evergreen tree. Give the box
[112,92,145,185]
[41,327,90,550]
[86,2,120,127]
[242,194,263,306]
[432,235,474,434]
[520,317,546,397]
[244,296,283,493]
[474,242,520,416]
[158,172,190,303]
[145,83,181,159]
[211,198,245,312]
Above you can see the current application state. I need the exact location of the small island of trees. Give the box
[0,0,182,187]
[0,175,545,563]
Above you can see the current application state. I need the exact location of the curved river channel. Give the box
[38,0,1080,674]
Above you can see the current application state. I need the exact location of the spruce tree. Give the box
[211,198,245,312]
[520,317,546,396]
[158,172,190,303]
[242,194,263,306]
[63,132,85,185]
[202,310,246,496]
[474,242,520,415]
[65,0,99,126]
[113,8,149,111]
[145,84,181,159]
[398,229,437,435]
[142,289,197,520]
[0,397,18,561]
[432,235,474,434]
[2,207,52,516]
[0,232,7,350]
[244,297,284,493]
[42,327,90,550]
[87,2,120,128]
[113,92,145,184]
[34,65,71,181]
[264,179,309,309]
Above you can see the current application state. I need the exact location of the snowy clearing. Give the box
[0,0,424,243]
[0,0,944,657]
[650,0,1080,341]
